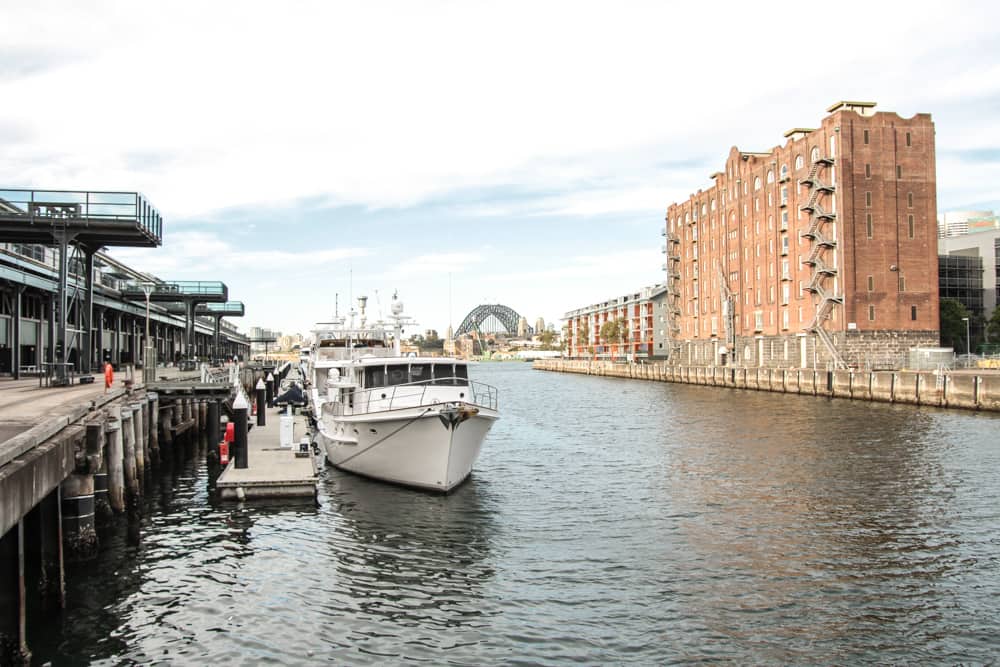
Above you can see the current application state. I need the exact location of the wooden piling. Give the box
[161,401,173,451]
[131,403,145,490]
[198,400,207,434]
[148,393,160,466]
[36,488,65,609]
[0,521,30,664]
[120,407,138,506]
[105,418,125,514]
[60,473,97,561]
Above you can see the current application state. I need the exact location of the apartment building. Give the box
[564,285,668,360]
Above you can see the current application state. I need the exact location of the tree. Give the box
[577,321,590,356]
[939,298,971,350]
[538,329,556,349]
[599,319,620,344]
[986,306,1000,343]
[599,319,629,357]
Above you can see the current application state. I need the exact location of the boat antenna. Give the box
[334,293,339,318]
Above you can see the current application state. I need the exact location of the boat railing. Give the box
[338,377,498,415]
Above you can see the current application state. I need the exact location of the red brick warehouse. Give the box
[662,101,939,369]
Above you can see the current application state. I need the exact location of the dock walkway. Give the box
[216,403,317,500]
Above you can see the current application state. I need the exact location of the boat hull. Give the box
[316,404,497,492]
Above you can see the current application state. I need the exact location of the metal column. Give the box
[82,248,95,374]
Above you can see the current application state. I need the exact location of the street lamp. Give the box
[961,316,970,358]
[141,281,155,380]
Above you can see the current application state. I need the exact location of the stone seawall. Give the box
[532,360,1000,412]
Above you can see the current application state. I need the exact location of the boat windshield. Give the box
[363,362,469,387]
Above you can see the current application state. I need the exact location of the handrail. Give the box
[334,377,499,415]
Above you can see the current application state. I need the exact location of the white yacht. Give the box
[306,294,499,492]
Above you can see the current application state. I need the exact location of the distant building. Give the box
[534,317,545,334]
[249,326,281,356]
[939,228,1000,317]
[564,284,668,360]
[938,210,999,238]
[938,254,983,315]
[517,316,528,338]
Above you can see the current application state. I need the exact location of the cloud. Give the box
[109,230,369,276]
[390,252,485,278]
[944,148,1000,164]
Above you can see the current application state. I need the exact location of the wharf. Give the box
[534,359,1000,412]
[216,404,318,501]
[0,377,131,468]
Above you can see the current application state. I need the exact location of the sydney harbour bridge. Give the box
[454,304,534,336]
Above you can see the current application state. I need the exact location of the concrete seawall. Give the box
[532,360,1000,413]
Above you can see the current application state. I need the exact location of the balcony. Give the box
[121,280,229,302]
[0,188,163,247]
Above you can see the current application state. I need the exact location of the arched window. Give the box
[766,170,774,184]
[810,147,820,162]
[711,198,716,211]
[780,164,788,180]
[795,155,804,170]
[701,203,707,216]
[767,192,773,207]
[754,177,762,191]
[685,212,689,223]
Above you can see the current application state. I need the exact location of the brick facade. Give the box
[662,101,939,369]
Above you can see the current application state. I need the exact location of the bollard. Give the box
[256,378,266,427]
[234,391,250,469]
[266,372,275,408]
[105,418,125,513]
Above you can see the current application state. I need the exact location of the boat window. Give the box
[454,364,469,386]
[386,365,408,386]
[431,364,453,385]
[409,364,430,384]
[364,365,385,388]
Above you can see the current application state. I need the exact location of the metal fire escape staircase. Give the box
[718,263,736,356]
[662,227,683,361]
[799,157,847,369]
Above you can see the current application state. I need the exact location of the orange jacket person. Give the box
[104,362,114,393]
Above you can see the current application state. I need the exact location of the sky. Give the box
[3,0,1000,337]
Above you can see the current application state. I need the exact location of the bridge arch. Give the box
[455,304,533,336]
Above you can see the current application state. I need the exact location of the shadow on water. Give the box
[27,433,320,666]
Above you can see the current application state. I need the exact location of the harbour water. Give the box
[31,363,1000,664]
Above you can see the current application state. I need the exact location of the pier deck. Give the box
[0,378,130,467]
[216,404,317,500]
